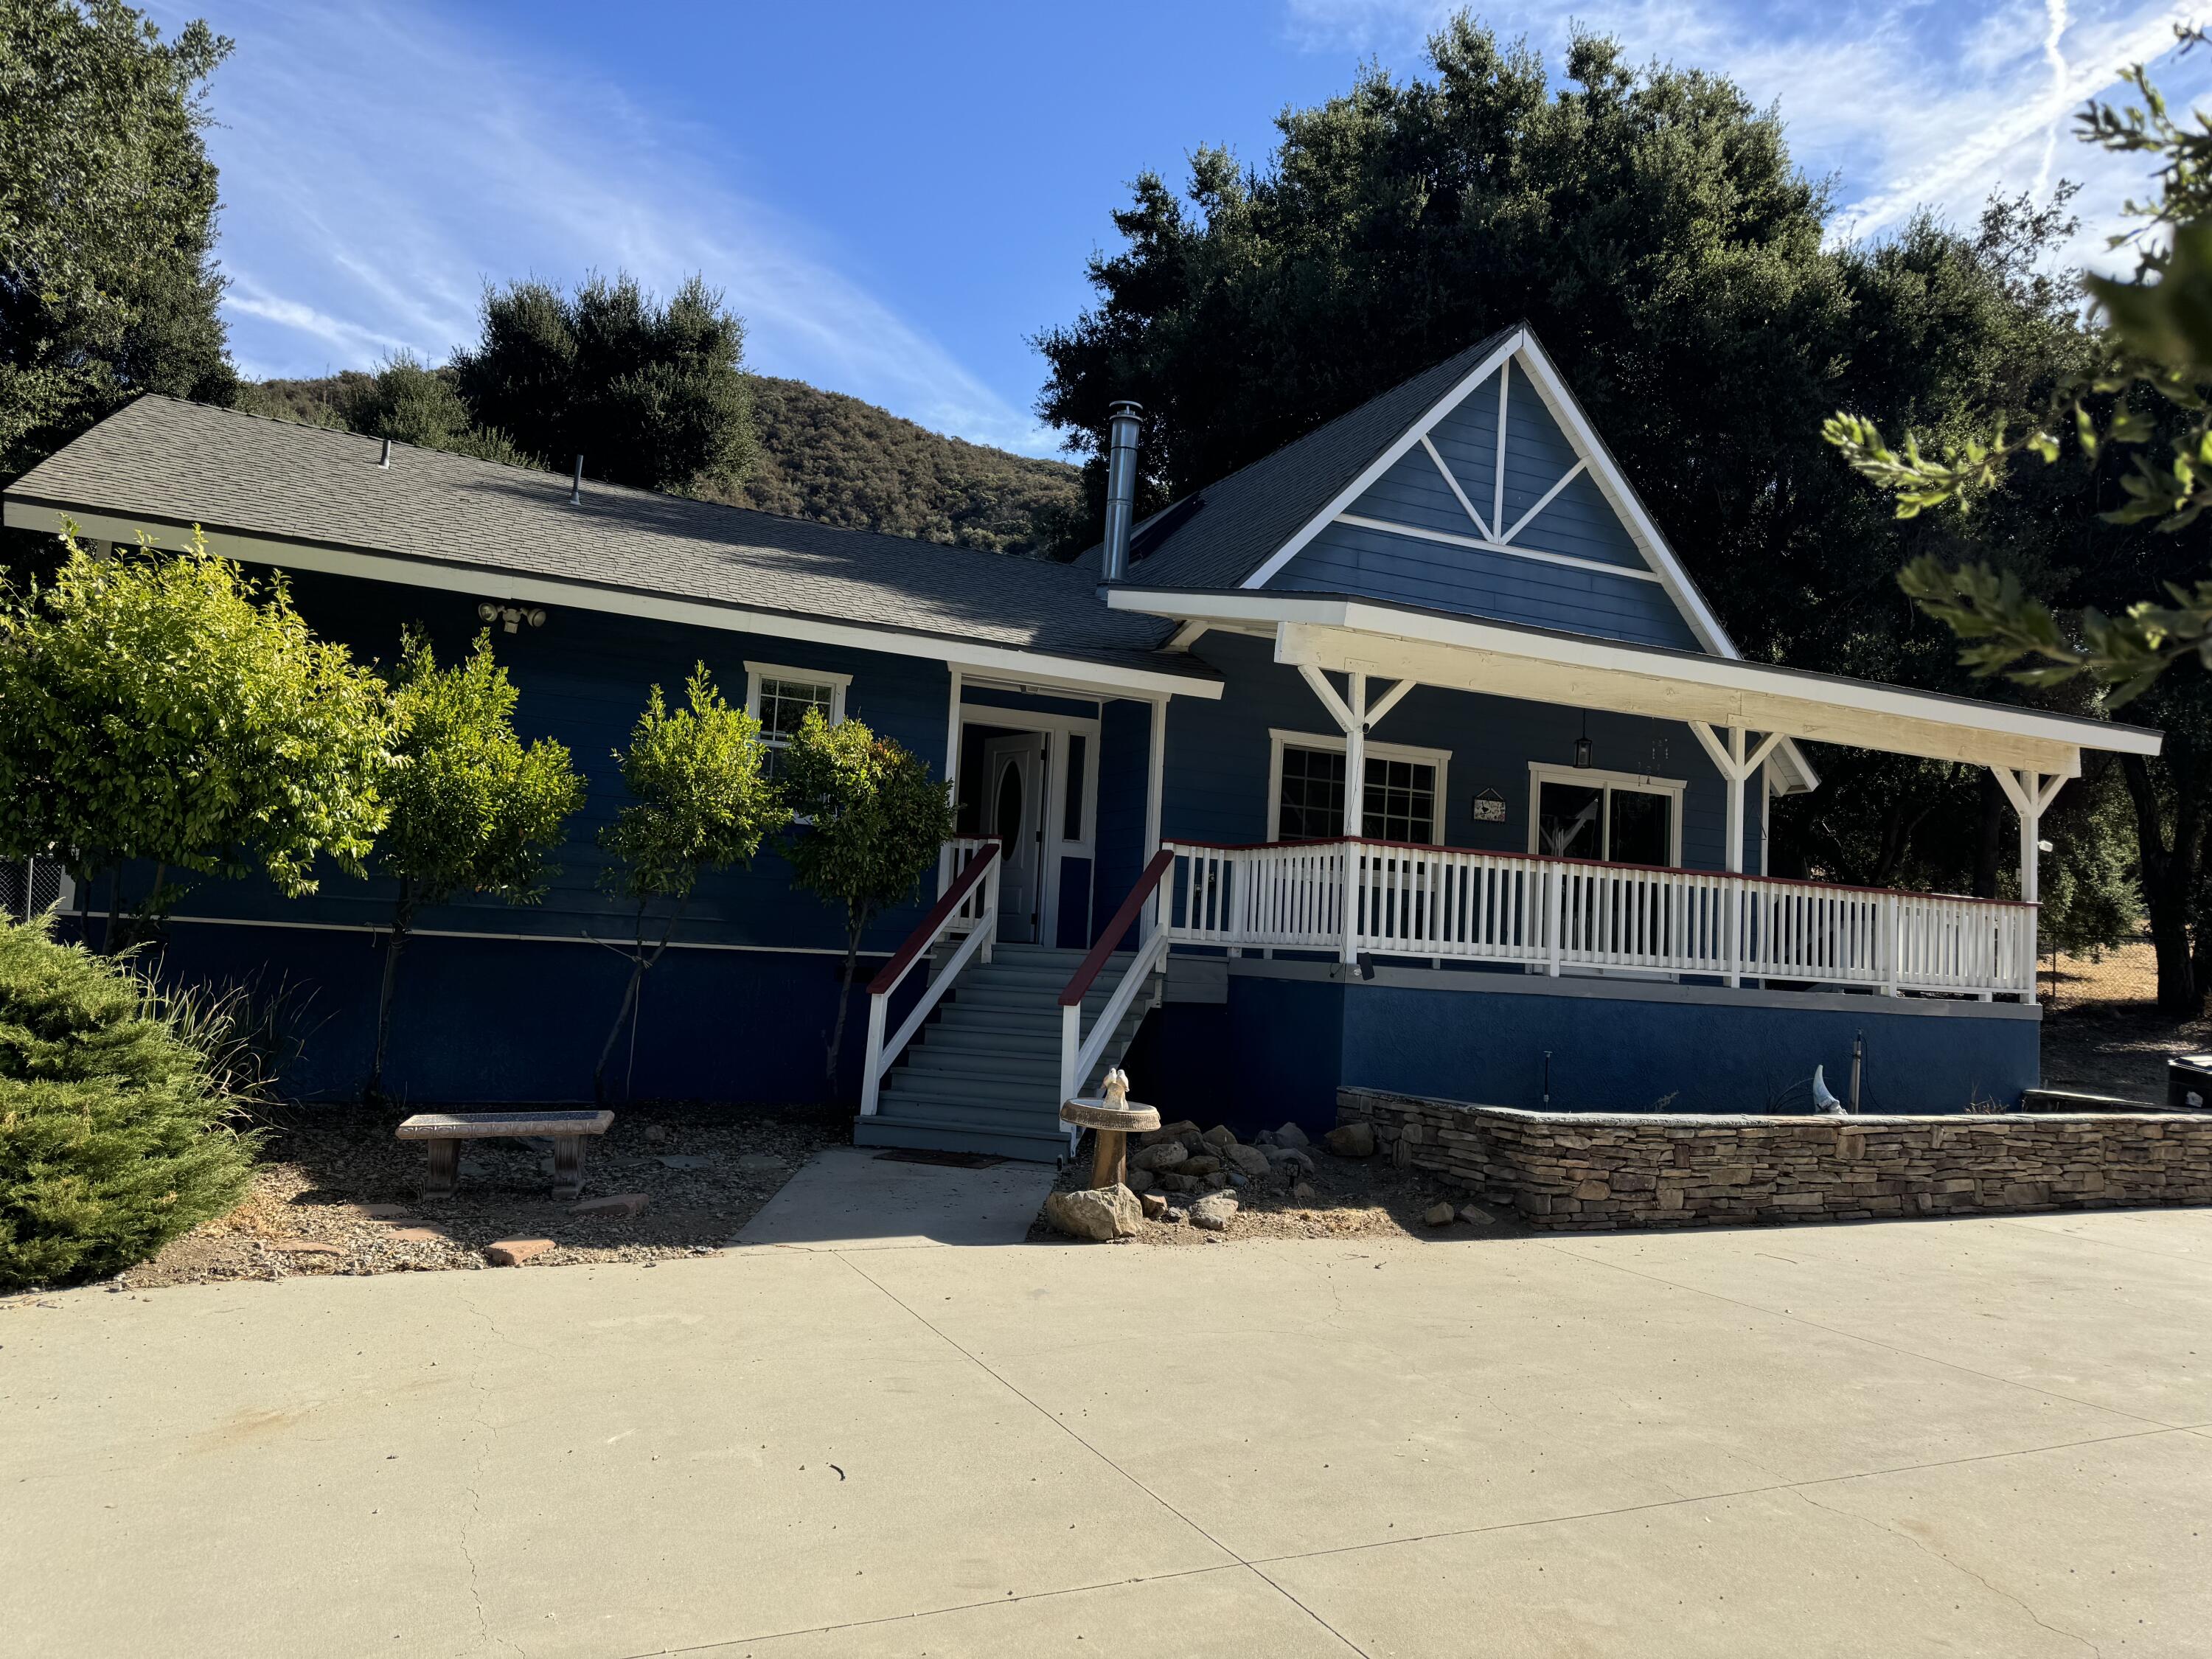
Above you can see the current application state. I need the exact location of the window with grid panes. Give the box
[757,675,838,779]
[1277,746,1437,843]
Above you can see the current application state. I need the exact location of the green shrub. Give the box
[0,916,258,1290]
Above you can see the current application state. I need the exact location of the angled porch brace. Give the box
[1688,723,1785,987]
[1295,665,1414,964]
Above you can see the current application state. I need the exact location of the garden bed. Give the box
[107,1100,843,1290]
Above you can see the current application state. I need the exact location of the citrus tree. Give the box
[779,710,953,1095]
[366,629,584,1102]
[0,526,394,945]
[595,665,785,1100]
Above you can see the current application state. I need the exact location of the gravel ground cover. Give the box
[108,1100,844,1290]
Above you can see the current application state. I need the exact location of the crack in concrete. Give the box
[1792,1487,2102,1658]
[834,1251,1371,1658]
[454,1286,523,1658]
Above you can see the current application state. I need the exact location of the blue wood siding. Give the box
[1273,520,1699,650]
[1092,698,1153,939]
[1271,360,1700,650]
[1165,632,1736,868]
[152,569,956,956]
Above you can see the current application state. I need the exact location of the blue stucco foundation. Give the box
[1143,961,2041,1135]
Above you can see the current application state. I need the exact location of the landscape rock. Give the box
[1043,1184,1144,1242]
[1201,1124,1239,1150]
[487,1237,555,1266]
[1275,1123,1311,1147]
[1324,1122,1377,1158]
[1163,1206,1189,1225]
[276,1239,344,1256]
[1179,1155,1223,1178]
[1139,1191,1168,1220]
[1227,1172,1248,1188]
[1131,1141,1189,1172]
[735,1155,787,1172]
[387,1226,451,1244]
[1189,1192,1239,1232]
[1423,1202,1458,1226]
[644,1124,669,1144]
[569,1192,650,1220]
[1139,1119,1200,1148]
[1458,1204,1498,1226]
[658,1155,714,1170]
[1224,1144,1272,1178]
[1292,1181,1317,1202]
[1265,1145,1315,1174]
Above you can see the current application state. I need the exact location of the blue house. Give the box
[4,324,2160,1158]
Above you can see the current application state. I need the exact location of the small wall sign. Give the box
[1470,787,1506,824]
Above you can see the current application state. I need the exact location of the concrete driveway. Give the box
[6,1205,2211,1657]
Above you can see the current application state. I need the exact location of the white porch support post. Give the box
[1140,695,1168,943]
[1340,671,1366,965]
[1688,723,1784,988]
[937,667,962,895]
[1992,765,2070,1000]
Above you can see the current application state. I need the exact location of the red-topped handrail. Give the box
[1060,848,1175,1008]
[868,843,998,995]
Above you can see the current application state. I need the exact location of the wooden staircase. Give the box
[854,943,1161,1162]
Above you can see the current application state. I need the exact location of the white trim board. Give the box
[1266,726,1453,845]
[1333,512,1667,584]
[1238,328,1739,658]
[148,911,893,957]
[4,501,1222,702]
[1107,588,2158,773]
[1238,330,1523,592]
[1525,761,1686,863]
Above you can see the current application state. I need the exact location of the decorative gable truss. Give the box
[1246,328,1736,661]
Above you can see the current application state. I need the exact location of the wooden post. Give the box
[1992,765,2069,1001]
[1340,672,1366,966]
[938,667,962,896]
[1141,695,1168,945]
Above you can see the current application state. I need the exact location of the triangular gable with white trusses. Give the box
[1242,327,1736,660]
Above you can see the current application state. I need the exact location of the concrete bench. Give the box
[396,1110,613,1200]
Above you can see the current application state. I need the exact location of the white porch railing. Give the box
[1164,839,2037,1000]
[943,835,998,928]
[859,843,1001,1118]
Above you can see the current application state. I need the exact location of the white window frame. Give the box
[1525,761,1686,865]
[1267,728,1452,846]
[745,661,851,740]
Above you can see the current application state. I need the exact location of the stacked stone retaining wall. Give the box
[1338,1088,2212,1231]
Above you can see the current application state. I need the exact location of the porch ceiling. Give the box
[1105,588,2163,776]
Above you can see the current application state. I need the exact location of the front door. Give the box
[984,733,1048,942]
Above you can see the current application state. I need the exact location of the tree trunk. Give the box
[824,908,869,1097]
[367,877,416,1105]
[2121,752,2203,1015]
[594,901,686,1104]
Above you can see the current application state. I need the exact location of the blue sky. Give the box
[154,0,2212,457]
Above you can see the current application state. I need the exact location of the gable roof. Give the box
[1091,324,1738,660]
[4,396,1211,691]
[1076,324,1521,591]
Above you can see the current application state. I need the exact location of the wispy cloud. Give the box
[1281,0,2211,271]
[161,0,1054,453]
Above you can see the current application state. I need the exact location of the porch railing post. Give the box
[859,991,889,1117]
[1725,875,1742,989]
[1546,865,1563,976]
[1882,891,1901,996]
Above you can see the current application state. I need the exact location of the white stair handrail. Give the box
[859,844,1000,1117]
[1058,849,1176,1110]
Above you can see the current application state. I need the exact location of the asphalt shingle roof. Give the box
[6,396,1205,681]
[1076,324,1523,591]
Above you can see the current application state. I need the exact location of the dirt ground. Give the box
[112,1099,845,1290]
[2039,939,2208,1103]
[1032,1130,1523,1247]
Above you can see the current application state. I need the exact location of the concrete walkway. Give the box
[6,1207,2211,1657]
